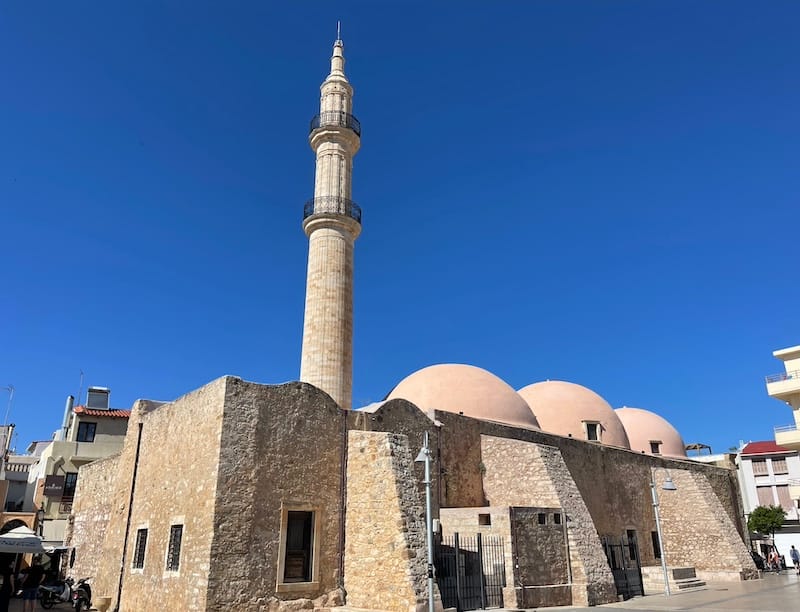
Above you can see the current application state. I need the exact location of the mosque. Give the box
[66,36,757,612]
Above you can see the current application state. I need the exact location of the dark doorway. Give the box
[602,533,643,600]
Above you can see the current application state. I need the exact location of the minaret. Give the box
[299,34,362,410]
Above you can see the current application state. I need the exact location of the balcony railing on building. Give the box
[765,370,800,384]
[309,111,361,137]
[775,424,798,435]
[304,196,362,224]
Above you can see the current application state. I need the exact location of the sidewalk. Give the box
[545,571,800,611]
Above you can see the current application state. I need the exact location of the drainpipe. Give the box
[114,422,144,612]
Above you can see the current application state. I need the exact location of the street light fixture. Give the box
[415,431,435,612]
[651,468,677,596]
[36,503,46,538]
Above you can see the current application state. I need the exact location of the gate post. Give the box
[477,532,486,609]
[454,532,462,612]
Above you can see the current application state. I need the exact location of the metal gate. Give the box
[434,533,505,611]
[602,533,643,600]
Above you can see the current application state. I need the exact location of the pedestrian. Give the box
[791,545,800,575]
[0,560,13,612]
[768,549,782,573]
[19,557,44,612]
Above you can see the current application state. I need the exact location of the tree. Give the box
[747,505,786,541]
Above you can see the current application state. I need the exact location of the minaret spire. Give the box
[299,36,362,410]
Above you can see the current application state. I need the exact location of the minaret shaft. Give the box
[299,39,361,410]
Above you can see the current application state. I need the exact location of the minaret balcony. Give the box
[304,196,362,224]
[310,111,361,137]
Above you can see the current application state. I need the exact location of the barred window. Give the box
[132,529,147,569]
[166,524,183,571]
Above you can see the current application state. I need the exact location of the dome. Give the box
[615,407,687,458]
[386,364,540,429]
[517,380,630,448]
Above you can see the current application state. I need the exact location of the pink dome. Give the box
[518,380,630,448]
[615,407,687,458]
[387,364,540,429]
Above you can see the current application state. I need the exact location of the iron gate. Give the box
[434,532,505,611]
[602,533,643,600]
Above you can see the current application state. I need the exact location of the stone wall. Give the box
[68,453,119,580]
[116,380,226,612]
[657,469,758,581]
[344,430,431,612]
[206,379,346,611]
[480,436,616,606]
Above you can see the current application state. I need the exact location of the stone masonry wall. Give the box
[68,453,120,580]
[72,398,163,610]
[345,430,431,612]
[481,436,616,606]
[657,470,758,581]
[206,380,346,611]
[117,378,227,612]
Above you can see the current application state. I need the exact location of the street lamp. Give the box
[651,468,677,596]
[36,503,45,538]
[415,431,435,612]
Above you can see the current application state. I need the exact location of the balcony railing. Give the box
[775,424,798,434]
[304,196,362,224]
[309,111,361,137]
[766,370,800,384]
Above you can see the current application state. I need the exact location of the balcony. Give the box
[774,424,800,452]
[304,196,362,224]
[766,370,800,401]
[309,111,361,137]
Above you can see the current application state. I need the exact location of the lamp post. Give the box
[415,431,435,612]
[36,503,45,538]
[650,469,677,596]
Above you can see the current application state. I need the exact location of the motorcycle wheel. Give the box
[40,595,55,609]
[74,597,88,611]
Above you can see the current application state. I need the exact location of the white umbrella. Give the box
[0,526,44,554]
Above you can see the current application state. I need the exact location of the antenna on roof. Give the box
[77,369,84,406]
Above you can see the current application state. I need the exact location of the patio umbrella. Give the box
[0,526,44,554]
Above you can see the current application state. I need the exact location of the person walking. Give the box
[19,558,44,612]
[0,560,13,612]
[790,545,800,574]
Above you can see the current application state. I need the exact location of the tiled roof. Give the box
[741,441,794,456]
[74,406,131,419]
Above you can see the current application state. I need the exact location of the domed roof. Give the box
[386,364,540,429]
[615,407,687,458]
[517,380,630,448]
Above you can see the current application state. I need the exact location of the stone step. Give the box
[675,578,706,590]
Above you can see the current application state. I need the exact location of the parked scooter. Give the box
[38,576,74,608]
[70,577,92,611]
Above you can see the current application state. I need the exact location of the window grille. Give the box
[133,529,147,569]
[166,524,183,571]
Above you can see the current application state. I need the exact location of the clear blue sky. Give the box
[2,2,798,455]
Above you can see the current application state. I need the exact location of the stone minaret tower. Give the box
[299,35,362,410]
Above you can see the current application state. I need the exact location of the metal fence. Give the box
[434,532,505,611]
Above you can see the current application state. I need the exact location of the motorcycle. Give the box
[38,576,74,608]
[70,577,92,611]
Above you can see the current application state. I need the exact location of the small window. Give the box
[166,524,183,571]
[651,531,661,559]
[76,422,97,443]
[752,459,768,476]
[133,528,148,569]
[283,511,314,583]
[478,513,491,526]
[63,472,78,500]
[553,513,562,525]
[537,513,547,525]
[649,441,662,455]
[585,422,600,441]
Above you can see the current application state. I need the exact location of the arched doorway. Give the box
[0,519,28,534]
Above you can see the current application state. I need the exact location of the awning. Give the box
[0,526,44,554]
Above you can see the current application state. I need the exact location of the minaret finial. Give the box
[337,21,341,42]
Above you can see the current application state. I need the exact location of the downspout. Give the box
[114,422,144,612]
[338,409,348,591]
